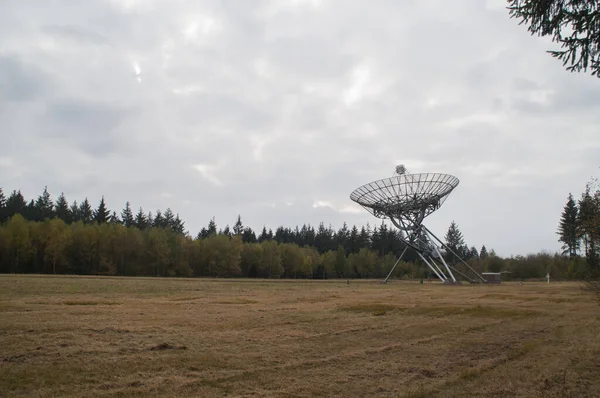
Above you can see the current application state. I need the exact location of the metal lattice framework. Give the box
[350,166,486,284]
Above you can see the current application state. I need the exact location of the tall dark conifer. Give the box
[242,227,257,243]
[134,207,147,230]
[578,185,600,270]
[233,215,243,235]
[93,196,110,224]
[70,200,81,222]
[79,198,93,224]
[172,214,185,234]
[207,218,217,236]
[109,211,121,224]
[557,193,580,257]
[0,188,7,222]
[163,208,175,229]
[35,186,54,220]
[121,202,134,227]
[445,221,465,256]
[480,245,489,259]
[55,193,71,223]
[6,190,27,219]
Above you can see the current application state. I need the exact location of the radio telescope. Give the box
[350,165,486,284]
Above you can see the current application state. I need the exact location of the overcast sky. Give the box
[1,0,598,257]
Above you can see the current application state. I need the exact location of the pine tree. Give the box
[6,190,27,219]
[445,221,465,257]
[0,187,7,223]
[207,218,217,236]
[93,196,110,224]
[153,210,165,228]
[70,200,81,222]
[336,222,350,253]
[163,208,175,229]
[79,198,93,224]
[349,225,360,253]
[25,200,37,221]
[172,214,185,234]
[578,185,600,270]
[557,193,580,257]
[54,193,71,223]
[134,207,147,230]
[121,202,134,227]
[469,246,479,259]
[233,215,243,235]
[358,225,371,250]
[109,211,121,224]
[35,186,54,220]
[242,227,257,243]
[507,0,600,78]
[480,245,489,259]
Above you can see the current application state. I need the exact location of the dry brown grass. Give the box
[1,275,599,397]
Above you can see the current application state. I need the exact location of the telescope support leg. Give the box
[382,246,408,283]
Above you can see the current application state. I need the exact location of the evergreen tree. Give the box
[242,227,257,243]
[6,190,27,219]
[35,186,54,220]
[335,222,350,253]
[233,215,243,235]
[54,193,71,223]
[121,202,134,227]
[134,207,148,230]
[70,200,81,222]
[25,200,37,221]
[93,196,110,224]
[79,198,93,224]
[348,225,360,253]
[258,226,269,242]
[315,222,333,253]
[468,246,479,260]
[557,193,580,257]
[222,225,232,237]
[109,211,121,224]
[578,185,600,270]
[358,225,371,250]
[445,221,466,257]
[207,217,217,236]
[480,245,489,259]
[163,208,175,229]
[507,0,600,78]
[153,210,165,228]
[0,188,7,223]
[172,214,185,234]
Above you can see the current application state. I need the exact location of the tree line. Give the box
[557,178,600,277]
[0,185,594,280]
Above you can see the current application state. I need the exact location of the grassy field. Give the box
[1,275,599,397]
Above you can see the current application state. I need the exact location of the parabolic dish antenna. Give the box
[350,166,486,284]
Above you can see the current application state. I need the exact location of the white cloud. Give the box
[192,164,223,186]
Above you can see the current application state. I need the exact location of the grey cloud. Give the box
[43,100,131,156]
[42,25,111,46]
[1,0,599,257]
[0,56,49,101]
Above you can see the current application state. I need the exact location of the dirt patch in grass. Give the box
[149,343,187,351]
[213,298,258,304]
[61,300,121,306]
